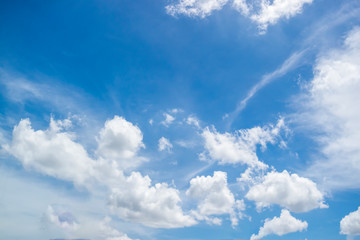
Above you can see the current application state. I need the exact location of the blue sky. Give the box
[1,0,360,239]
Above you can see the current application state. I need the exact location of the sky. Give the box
[1,0,360,239]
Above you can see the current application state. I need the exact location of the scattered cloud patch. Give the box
[158,137,173,152]
[340,207,360,236]
[246,170,327,212]
[186,116,201,129]
[250,209,308,240]
[251,0,313,33]
[161,113,175,127]
[166,0,229,18]
[201,118,285,168]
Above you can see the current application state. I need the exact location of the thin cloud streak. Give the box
[226,50,307,129]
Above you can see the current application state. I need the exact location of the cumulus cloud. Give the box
[250,209,308,240]
[166,0,229,18]
[250,0,313,33]
[3,118,94,186]
[96,116,146,169]
[166,0,312,32]
[158,137,173,152]
[186,171,244,226]
[246,170,327,212]
[109,171,197,228]
[298,27,360,190]
[201,118,285,168]
[340,207,360,236]
[4,116,196,229]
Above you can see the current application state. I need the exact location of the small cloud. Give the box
[186,116,200,129]
[161,113,175,127]
[158,137,173,152]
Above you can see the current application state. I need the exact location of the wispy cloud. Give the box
[225,50,306,128]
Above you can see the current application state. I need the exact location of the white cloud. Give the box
[232,0,250,16]
[186,116,201,129]
[298,27,360,190]
[165,0,312,33]
[201,118,285,168]
[109,171,197,228]
[161,113,175,127]
[246,170,327,212]
[96,116,146,169]
[3,118,94,186]
[4,116,196,229]
[166,0,229,18]
[250,209,308,240]
[158,137,173,152]
[186,171,243,226]
[340,207,360,236]
[250,0,313,33]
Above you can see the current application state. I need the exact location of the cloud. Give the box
[297,26,360,190]
[4,116,196,229]
[201,118,285,168]
[3,118,94,186]
[340,207,360,236]
[246,170,327,212]
[226,50,306,127]
[186,171,244,226]
[166,0,229,18]
[186,116,201,129]
[161,113,175,127]
[158,137,173,152]
[166,0,312,33]
[96,116,146,169]
[250,209,308,240]
[250,0,313,33]
[108,171,197,228]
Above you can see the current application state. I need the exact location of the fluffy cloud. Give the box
[3,118,94,186]
[158,137,173,152]
[250,0,313,32]
[166,0,312,32]
[250,209,308,240]
[166,0,229,18]
[340,207,360,236]
[109,171,197,228]
[186,171,244,226]
[4,116,196,229]
[96,116,146,169]
[298,27,360,190]
[246,170,327,212]
[201,119,285,168]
